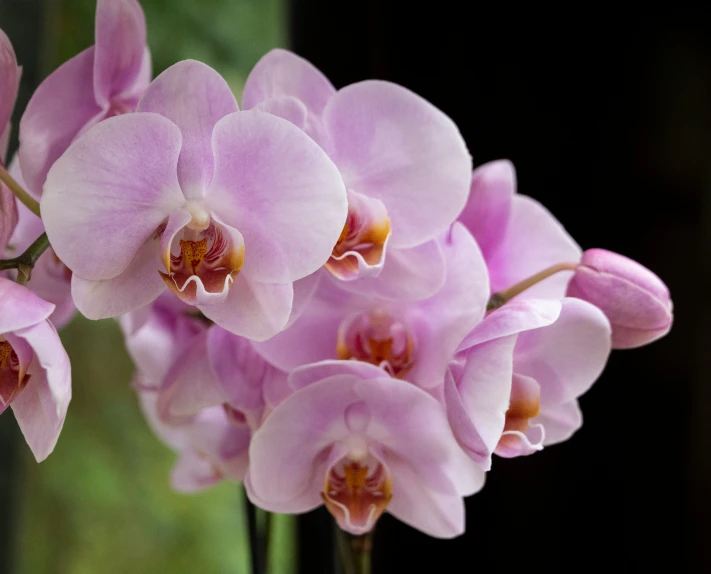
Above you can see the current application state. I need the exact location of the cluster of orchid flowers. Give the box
[0,0,673,541]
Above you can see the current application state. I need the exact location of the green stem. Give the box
[0,232,51,284]
[487,261,579,310]
[335,526,372,574]
[0,164,41,218]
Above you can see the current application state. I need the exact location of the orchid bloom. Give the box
[242,49,472,300]
[247,360,483,538]
[41,60,347,340]
[446,297,611,468]
[253,223,489,390]
[0,278,71,461]
[19,0,150,195]
[458,160,581,299]
[0,28,20,250]
[122,296,250,489]
[4,158,74,327]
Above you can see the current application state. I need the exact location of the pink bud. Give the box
[566,249,673,349]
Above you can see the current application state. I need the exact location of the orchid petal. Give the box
[93,0,147,106]
[70,235,166,319]
[515,298,611,406]
[41,113,185,280]
[138,60,238,195]
[536,400,583,446]
[0,278,54,333]
[324,81,471,248]
[458,160,515,261]
[206,110,347,283]
[19,47,101,195]
[199,274,293,341]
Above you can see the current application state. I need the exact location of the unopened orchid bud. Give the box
[566,249,672,349]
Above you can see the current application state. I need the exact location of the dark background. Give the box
[292,5,710,573]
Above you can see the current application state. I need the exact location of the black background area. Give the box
[291,5,711,573]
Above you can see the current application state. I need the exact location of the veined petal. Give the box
[71,235,166,319]
[289,359,386,392]
[0,278,54,333]
[10,319,71,462]
[252,96,308,130]
[0,29,19,148]
[206,110,347,283]
[19,47,101,195]
[515,298,611,407]
[138,61,238,195]
[458,160,515,261]
[333,240,446,302]
[199,274,293,341]
[41,113,185,280]
[242,48,335,145]
[324,81,471,248]
[94,0,147,106]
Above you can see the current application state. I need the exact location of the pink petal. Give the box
[445,336,517,470]
[385,453,467,539]
[206,326,269,413]
[536,400,583,446]
[137,60,238,195]
[487,195,581,298]
[93,0,148,106]
[19,47,101,196]
[515,298,611,407]
[333,239,446,302]
[70,235,166,319]
[288,359,386,391]
[252,96,308,130]
[156,330,226,424]
[0,278,54,333]
[10,319,71,461]
[41,113,186,280]
[324,81,471,248]
[248,376,358,507]
[457,160,515,261]
[242,48,335,145]
[405,224,489,388]
[199,274,293,341]
[251,279,346,370]
[0,29,19,150]
[206,110,347,283]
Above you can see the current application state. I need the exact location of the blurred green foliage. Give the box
[11,1,295,572]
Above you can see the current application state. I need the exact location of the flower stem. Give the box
[487,261,579,310]
[0,164,41,218]
[335,525,372,574]
[0,232,50,284]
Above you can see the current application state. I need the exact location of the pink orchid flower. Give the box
[4,157,74,327]
[446,297,611,468]
[242,49,472,300]
[246,360,483,538]
[459,160,581,299]
[0,278,71,461]
[0,28,20,250]
[253,223,489,389]
[122,296,251,489]
[41,60,347,340]
[19,0,151,195]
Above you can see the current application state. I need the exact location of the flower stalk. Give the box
[487,261,579,310]
[0,164,41,218]
[0,232,50,284]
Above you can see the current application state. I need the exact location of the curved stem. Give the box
[0,164,41,218]
[0,233,50,284]
[487,261,579,310]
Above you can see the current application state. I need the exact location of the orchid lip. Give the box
[0,339,30,413]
